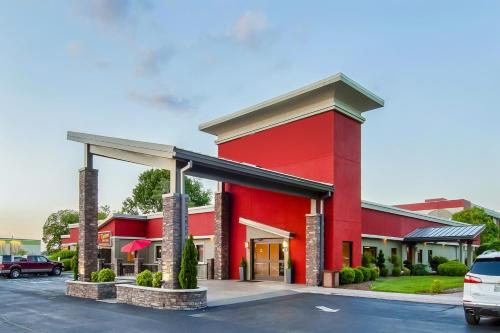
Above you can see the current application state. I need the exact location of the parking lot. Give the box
[1,274,499,333]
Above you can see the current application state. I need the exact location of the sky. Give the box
[1,1,500,241]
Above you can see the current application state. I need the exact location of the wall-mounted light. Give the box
[244,241,249,249]
[282,239,289,253]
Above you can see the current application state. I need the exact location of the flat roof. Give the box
[404,225,485,242]
[199,73,384,137]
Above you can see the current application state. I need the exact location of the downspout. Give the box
[179,161,193,249]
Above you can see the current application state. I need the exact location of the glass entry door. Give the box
[253,239,284,281]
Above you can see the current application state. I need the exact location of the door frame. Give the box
[251,238,284,281]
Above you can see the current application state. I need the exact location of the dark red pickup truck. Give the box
[0,255,63,279]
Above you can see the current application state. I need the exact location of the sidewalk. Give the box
[293,286,463,306]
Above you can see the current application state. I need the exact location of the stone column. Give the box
[134,257,143,276]
[466,242,473,266]
[402,244,408,262]
[78,168,98,282]
[214,191,230,280]
[161,193,188,289]
[112,258,122,276]
[306,214,322,286]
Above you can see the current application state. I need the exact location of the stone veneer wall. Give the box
[305,214,322,286]
[214,191,230,280]
[116,285,207,310]
[66,281,116,300]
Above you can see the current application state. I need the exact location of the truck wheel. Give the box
[52,267,62,276]
[465,309,480,325]
[10,268,21,279]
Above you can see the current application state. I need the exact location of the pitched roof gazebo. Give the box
[68,131,333,287]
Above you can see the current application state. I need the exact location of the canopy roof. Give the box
[67,131,333,199]
[403,225,485,243]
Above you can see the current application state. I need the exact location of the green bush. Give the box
[362,253,375,267]
[71,254,78,281]
[340,267,355,284]
[392,267,401,277]
[437,261,468,276]
[390,255,402,267]
[97,268,115,282]
[353,268,364,283]
[371,267,380,280]
[357,266,371,282]
[412,264,429,276]
[380,267,388,277]
[152,272,162,288]
[402,267,411,276]
[430,280,444,294]
[376,250,386,271]
[91,271,99,282]
[178,235,198,289]
[240,257,247,268]
[61,258,71,271]
[48,249,77,261]
[430,256,448,271]
[136,270,153,287]
[476,240,500,256]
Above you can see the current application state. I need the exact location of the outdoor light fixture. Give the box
[282,240,289,252]
[244,241,249,249]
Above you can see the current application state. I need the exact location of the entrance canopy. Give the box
[67,131,333,199]
[403,225,485,243]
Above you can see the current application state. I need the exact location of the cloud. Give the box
[66,41,84,56]
[232,11,269,48]
[128,91,194,112]
[75,0,151,27]
[135,47,175,77]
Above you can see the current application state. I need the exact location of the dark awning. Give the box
[403,225,485,243]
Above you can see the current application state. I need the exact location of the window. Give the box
[154,245,162,262]
[196,244,204,264]
[363,246,377,259]
[428,250,433,264]
[342,241,352,267]
[391,248,397,257]
[470,258,500,276]
[36,256,48,263]
[417,250,423,264]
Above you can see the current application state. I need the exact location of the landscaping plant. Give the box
[91,271,99,282]
[476,240,500,256]
[402,267,411,276]
[340,267,355,284]
[390,255,402,277]
[362,252,375,267]
[412,264,429,276]
[370,267,379,280]
[430,256,448,271]
[240,256,247,268]
[71,252,78,281]
[353,268,364,283]
[430,279,444,294]
[61,258,71,271]
[178,235,198,289]
[136,270,153,287]
[380,267,389,277]
[437,261,468,276]
[376,250,386,272]
[97,268,115,282]
[152,272,162,288]
[357,266,371,282]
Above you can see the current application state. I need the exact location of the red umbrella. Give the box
[121,239,152,253]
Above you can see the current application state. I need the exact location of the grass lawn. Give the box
[370,276,464,294]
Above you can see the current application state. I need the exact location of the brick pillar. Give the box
[306,214,322,286]
[78,168,98,282]
[161,193,188,289]
[112,258,122,276]
[214,191,230,280]
[134,257,143,275]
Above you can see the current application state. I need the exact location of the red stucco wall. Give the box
[394,199,470,212]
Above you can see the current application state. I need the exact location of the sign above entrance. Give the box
[98,231,112,247]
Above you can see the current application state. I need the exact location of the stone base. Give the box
[66,281,117,300]
[116,284,207,310]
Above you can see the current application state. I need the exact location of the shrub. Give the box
[353,268,364,283]
[392,267,401,277]
[152,272,162,288]
[362,253,375,267]
[340,267,355,284]
[61,258,71,271]
[376,250,386,271]
[403,260,413,272]
[48,249,77,261]
[71,254,78,281]
[430,280,444,294]
[287,257,293,270]
[437,261,468,276]
[476,240,500,256]
[380,267,388,277]
[97,268,115,282]
[430,256,448,271]
[178,235,198,289]
[371,267,380,280]
[390,255,402,268]
[136,270,153,287]
[91,271,99,282]
[403,267,411,276]
[240,257,247,268]
[357,266,371,282]
[412,264,429,276]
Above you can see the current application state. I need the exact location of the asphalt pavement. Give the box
[0,274,499,333]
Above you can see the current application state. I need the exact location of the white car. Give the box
[463,250,500,325]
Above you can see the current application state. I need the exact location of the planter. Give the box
[239,267,247,281]
[285,268,293,284]
[66,280,118,300]
[116,284,207,310]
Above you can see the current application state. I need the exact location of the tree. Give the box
[43,206,111,253]
[376,250,386,270]
[178,235,198,289]
[452,207,499,244]
[43,210,78,254]
[121,169,212,214]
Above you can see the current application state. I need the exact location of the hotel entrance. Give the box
[253,239,284,281]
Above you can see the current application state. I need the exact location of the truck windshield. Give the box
[470,258,500,276]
